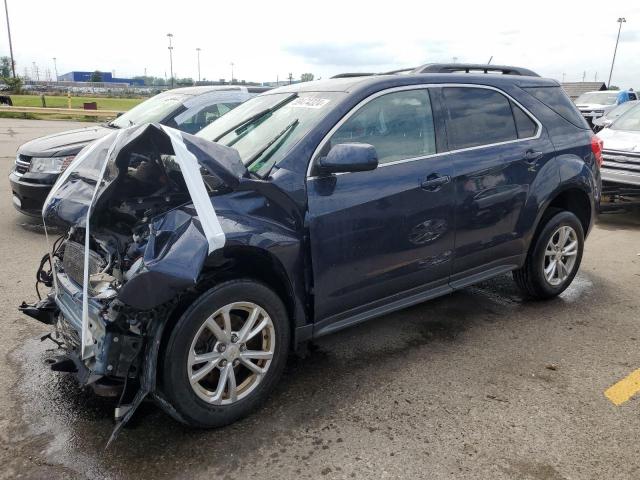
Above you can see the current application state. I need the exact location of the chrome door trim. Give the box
[306,83,543,179]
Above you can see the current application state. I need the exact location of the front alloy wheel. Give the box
[188,302,275,405]
[162,280,289,428]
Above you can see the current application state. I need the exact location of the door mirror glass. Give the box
[318,143,378,174]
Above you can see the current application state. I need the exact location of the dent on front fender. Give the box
[117,208,210,309]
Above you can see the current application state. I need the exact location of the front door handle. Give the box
[524,149,544,163]
[421,174,451,191]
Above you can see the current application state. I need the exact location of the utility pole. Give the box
[230,62,234,83]
[608,17,626,88]
[52,57,58,82]
[196,48,201,83]
[167,33,174,88]
[3,0,16,77]
[452,56,458,64]
[562,72,566,82]
[288,73,293,84]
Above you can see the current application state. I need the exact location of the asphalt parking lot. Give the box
[1,118,640,480]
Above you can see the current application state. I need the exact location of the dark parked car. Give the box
[9,85,269,216]
[21,64,601,439]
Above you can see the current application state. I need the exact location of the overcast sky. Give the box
[2,0,640,87]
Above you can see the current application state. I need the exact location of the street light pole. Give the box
[167,33,174,88]
[196,48,201,83]
[230,62,234,84]
[607,17,626,88]
[3,0,16,78]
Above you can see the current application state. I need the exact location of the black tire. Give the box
[161,279,290,428]
[513,210,584,299]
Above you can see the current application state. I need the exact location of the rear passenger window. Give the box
[442,87,517,150]
[511,102,537,138]
[328,89,436,165]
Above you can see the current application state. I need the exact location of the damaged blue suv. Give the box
[22,64,601,438]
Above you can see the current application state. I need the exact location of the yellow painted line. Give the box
[605,369,640,406]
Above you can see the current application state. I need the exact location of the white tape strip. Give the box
[161,125,226,253]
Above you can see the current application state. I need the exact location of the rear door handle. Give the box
[421,174,451,191]
[524,149,544,163]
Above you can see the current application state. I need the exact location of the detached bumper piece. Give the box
[19,296,58,325]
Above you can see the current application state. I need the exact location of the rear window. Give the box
[522,86,589,129]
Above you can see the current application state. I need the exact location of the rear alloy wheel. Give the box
[162,280,289,428]
[513,210,584,299]
[542,226,579,287]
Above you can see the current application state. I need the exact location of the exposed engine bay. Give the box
[20,124,247,443]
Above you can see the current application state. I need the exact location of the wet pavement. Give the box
[1,118,640,479]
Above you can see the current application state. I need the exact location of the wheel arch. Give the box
[528,186,593,254]
[160,246,299,352]
[154,245,302,395]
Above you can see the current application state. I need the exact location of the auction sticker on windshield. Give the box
[290,97,330,109]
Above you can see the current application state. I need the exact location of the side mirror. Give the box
[317,143,378,175]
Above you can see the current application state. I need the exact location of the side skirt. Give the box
[301,258,523,341]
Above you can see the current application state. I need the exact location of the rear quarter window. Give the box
[511,101,537,138]
[522,86,589,129]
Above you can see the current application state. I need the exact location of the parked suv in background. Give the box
[8,85,269,216]
[22,64,601,437]
[575,90,638,128]
[592,100,640,132]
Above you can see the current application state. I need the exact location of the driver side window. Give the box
[327,89,436,165]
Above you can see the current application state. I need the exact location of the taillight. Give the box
[591,135,603,168]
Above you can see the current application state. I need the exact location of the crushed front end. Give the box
[20,123,246,441]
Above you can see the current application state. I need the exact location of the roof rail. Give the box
[413,63,540,77]
[380,67,415,75]
[330,72,376,79]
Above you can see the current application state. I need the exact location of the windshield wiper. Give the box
[68,171,98,185]
[212,93,298,143]
[245,119,299,169]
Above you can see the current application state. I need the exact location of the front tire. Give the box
[162,279,290,428]
[513,211,584,299]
